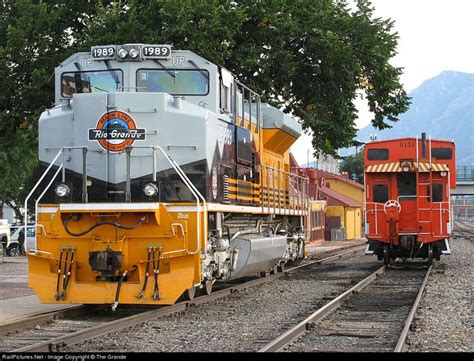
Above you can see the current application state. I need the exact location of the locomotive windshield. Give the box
[136,69,209,95]
[61,69,123,98]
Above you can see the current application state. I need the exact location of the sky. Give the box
[291,0,474,165]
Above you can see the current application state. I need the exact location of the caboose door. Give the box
[396,173,418,234]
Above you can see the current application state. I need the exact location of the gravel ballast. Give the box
[407,236,473,352]
[67,251,380,352]
[0,257,33,300]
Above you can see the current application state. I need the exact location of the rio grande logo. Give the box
[88,111,145,152]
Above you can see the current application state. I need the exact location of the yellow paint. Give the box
[262,128,298,154]
[325,206,362,240]
[325,179,364,204]
[326,206,345,220]
[344,207,362,239]
[28,203,204,305]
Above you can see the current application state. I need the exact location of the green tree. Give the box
[79,0,409,156]
[340,150,364,184]
[0,0,410,215]
[0,0,101,220]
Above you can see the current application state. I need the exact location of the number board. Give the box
[91,45,116,60]
[142,45,172,59]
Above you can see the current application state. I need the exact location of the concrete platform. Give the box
[0,239,367,324]
[0,257,78,324]
[306,238,367,257]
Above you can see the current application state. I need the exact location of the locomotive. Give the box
[26,44,311,308]
[364,134,456,265]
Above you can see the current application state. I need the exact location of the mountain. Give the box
[345,71,474,165]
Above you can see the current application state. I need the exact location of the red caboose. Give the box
[364,133,455,265]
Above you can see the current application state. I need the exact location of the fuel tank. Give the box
[227,234,287,280]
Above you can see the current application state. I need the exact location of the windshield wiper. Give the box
[153,59,175,78]
[104,60,121,88]
[91,85,109,92]
[73,62,83,93]
[188,60,208,80]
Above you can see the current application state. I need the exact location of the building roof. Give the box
[314,169,364,190]
[318,185,362,208]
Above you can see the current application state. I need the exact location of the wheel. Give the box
[427,244,433,266]
[383,246,390,266]
[290,241,306,266]
[202,280,213,296]
[183,286,196,301]
[277,262,286,273]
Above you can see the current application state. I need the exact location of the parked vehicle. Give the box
[7,226,36,256]
[0,219,10,254]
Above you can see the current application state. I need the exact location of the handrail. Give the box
[33,164,64,251]
[153,145,207,254]
[131,145,206,257]
[24,148,64,252]
[158,146,208,257]
[260,164,310,239]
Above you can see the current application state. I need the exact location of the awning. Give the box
[365,162,449,173]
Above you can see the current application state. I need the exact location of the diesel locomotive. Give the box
[26,44,312,308]
[364,134,456,265]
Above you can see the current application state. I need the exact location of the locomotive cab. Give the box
[364,134,455,265]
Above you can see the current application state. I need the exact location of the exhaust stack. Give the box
[421,132,427,158]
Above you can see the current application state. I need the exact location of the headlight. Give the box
[440,171,447,177]
[117,48,128,59]
[55,184,70,198]
[143,183,158,197]
[402,162,411,172]
[129,48,140,59]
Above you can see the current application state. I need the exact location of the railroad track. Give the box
[2,244,366,352]
[258,263,431,352]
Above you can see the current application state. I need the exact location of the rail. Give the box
[233,80,261,131]
[261,165,309,213]
[114,145,207,257]
[259,266,387,352]
[394,265,432,352]
[11,245,365,352]
[24,147,63,251]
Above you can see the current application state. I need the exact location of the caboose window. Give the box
[373,184,389,203]
[431,148,452,160]
[397,173,416,200]
[61,69,123,98]
[432,184,443,202]
[136,69,209,95]
[367,149,389,160]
